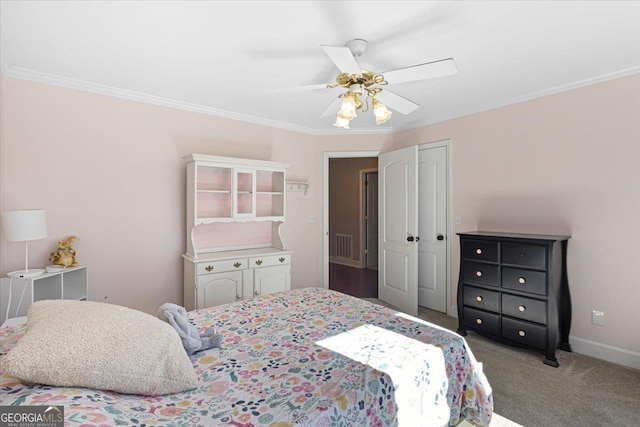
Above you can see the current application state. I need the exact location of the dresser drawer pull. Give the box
[518,277,526,284]
[236,294,241,300]
[255,260,263,265]
[205,265,214,272]
[476,296,483,302]
[518,305,526,312]
[476,248,482,255]
[476,270,483,277]
[476,318,483,325]
[518,330,526,337]
[234,262,242,268]
[254,290,260,296]
[279,257,285,263]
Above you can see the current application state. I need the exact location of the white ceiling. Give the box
[1,1,639,135]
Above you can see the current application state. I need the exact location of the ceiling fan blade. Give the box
[265,83,331,94]
[320,97,343,118]
[321,45,361,74]
[375,90,420,115]
[383,58,457,85]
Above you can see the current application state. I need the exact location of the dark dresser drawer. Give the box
[502,317,547,349]
[501,243,547,269]
[457,231,571,367]
[463,262,499,287]
[502,267,547,295]
[463,307,500,336]
[464,286,500,312]
[463,240,498,263]
[502,294,547,324]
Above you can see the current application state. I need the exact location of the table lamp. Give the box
[1,209,48,278]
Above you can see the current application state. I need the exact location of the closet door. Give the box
[378,146,418,316]
[417,146,448,312]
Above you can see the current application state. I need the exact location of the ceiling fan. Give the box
[266,39,457,128]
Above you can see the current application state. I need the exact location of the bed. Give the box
[0,287,492,426]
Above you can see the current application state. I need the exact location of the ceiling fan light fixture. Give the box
[269,39,455,130]
[339,94,358,119]
[334,113,352,129]
[372,98,392,125]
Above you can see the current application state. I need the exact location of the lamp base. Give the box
[7,269,45,278]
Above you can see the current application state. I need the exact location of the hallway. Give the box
[328,263,378,298]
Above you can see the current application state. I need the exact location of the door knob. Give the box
[407,236,415,242]
[437,234,444,241]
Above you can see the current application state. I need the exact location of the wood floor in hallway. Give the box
[328,262,378,298]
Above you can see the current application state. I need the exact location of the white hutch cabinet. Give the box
[182,154,292,310]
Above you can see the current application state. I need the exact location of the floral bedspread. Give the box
[0,287,492,426]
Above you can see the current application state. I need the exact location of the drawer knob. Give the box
[476,318,483,325]
[518,305,526,312]
[255,260,263,265]
[518,330,526,337]
[476,248,482,255]
[476,270,483,277]
[234,262,241,268]
[518,277,526,284]
[476,296,483,302]
[236,294,241,300]
[279,257,285,263]
[254,290,260,296]
[205,265,214,272]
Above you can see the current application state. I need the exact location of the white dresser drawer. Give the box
[196,258,248,275]
[249,253,291,268]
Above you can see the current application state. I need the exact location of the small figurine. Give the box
[49,236,80,268]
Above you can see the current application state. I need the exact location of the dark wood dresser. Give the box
[456,231,571,367]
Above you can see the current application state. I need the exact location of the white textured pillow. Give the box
[3,300,198,396]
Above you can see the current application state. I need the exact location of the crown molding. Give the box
[3,66,398,136]
[3,64,639,137]
[396,65,640,133]
[2,66,329,135]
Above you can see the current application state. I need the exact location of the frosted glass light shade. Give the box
[334,114,352,129]
[2,209,48,242]
[339,96,358,118]
[373,99,392,125]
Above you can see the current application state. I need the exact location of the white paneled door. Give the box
[418,146,448,312]
[378,146,418,316]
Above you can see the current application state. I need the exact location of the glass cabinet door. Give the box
[233,169,256,218]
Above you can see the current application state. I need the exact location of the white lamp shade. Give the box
[2,209,48,242]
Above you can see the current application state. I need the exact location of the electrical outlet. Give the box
[307,215,315,223]
[592,310,605,326]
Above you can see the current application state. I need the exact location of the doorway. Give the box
[323,151,379,298]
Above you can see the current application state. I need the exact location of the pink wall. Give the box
[394,73,640,354]
[0,75,317,314]
[2,71,639,357]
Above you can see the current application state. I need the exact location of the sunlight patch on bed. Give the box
[394,311,493,398]
[316,324,450,427]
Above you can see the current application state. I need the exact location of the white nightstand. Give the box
[0,266,88,322]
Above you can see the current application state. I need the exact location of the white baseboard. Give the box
[447,305,639,370]
[569,336,640,371]
[329,257,362,268]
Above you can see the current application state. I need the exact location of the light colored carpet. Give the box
[363,298,640,427]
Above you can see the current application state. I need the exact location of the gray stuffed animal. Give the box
[157,303,223,354]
